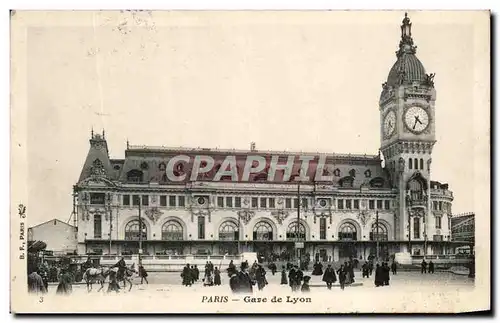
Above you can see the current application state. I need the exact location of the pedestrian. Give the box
[214,267,222,286]
[391,261,397,275]
[234,261,254,294]
[362,261,370,278]
[181,264,192,286]
[428,260,435,274]
[56,269,73,295]
[280,265,288,285]
[256,264,267,291]
[28,269,47,295]
[382,262,390,286]
[139,264,148,284]
[107,268,120,293]
[421,259,427,274]
[301,276,311,293]
[322,264,337,290]
[374,264,383,287]
[337,265,347,290]
[294,265,304,292]
[288,265,297,291]
[312,261,323,276]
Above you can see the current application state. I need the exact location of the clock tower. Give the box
[379,13,437,253]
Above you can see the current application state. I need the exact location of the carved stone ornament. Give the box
[145,207,163,224]
[277,198,284,205]
[90,158,106,176]
[271,210,289,225]
[237,210,255,225]
[408,207,425,218]
[357,210,370,227]
[243,197,250,206]
[191,209,211,223]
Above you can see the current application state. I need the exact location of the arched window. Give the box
[94,214,102,239]
[409,158,413,169]
[125,220,147,240]
[408,178,425,201]
[420,158,424,170]
[370,222,388,241]
[286,221,306,240]
[338,222,357,241]
[219,221,239,241]
[161,220,183,240]
[414,158,418,170]
[413,217,420,239]
[127,169,144,183]
[253,221,273,241]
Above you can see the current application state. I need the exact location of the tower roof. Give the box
[385,13,428,87]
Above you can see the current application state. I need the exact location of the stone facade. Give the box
[73,14,457,262]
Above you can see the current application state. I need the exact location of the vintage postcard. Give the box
[10,10,490,313]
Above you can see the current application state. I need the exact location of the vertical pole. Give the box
[376,210,380,261]
[237,212,241,254]
[408,208,412,253]
[109,194,112,255]
[138,196,142,265]
[296,180,301,267]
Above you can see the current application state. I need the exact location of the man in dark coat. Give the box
[280,265,288,285]
[255,264,267,291]
[214,267,222,286]
[382,262,390,286]
[28,269,47,295]
[293,265,304,292]
[312,261,324,276]
[138,264,148,284]
[268,262,277,275]
[181,264,192,286]
[337,265,347,290]
[428,260,435,274]
[391,261,398,275]
[374,264,383,287]
[112,257,127,286]
[362,262,370,278]
[234,262,254,294]
[227,260,237,277]
[288,266,297,290]
[322,264,337,290]
[421,259,427,274]
[301,276,311,293]
[56,269,73,295]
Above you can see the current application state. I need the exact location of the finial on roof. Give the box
[91,127,94,138]
[102,129,105,139]
[250,142,256,152]
[126,138,129,149]
[396,12,417,57]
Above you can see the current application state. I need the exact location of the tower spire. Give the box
[396,12,417,57]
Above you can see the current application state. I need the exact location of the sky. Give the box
[18,10,489,226]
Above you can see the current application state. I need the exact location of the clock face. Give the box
[383,110,396,138]
[404,106,429,133]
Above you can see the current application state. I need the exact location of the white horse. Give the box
[82,267,110,292]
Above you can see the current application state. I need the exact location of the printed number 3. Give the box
[39,296,43,303]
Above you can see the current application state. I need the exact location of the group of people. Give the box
[420,259,435,274]
[28,266,73,296]
[181,261,222,287]
[229,261,272,293]
[280,264,310,292]
[374,262,392,287]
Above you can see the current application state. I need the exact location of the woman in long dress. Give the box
[213,267,222,286]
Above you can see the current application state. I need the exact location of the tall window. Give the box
[93,214,102,239]
[320,218,327,240]
[337,199,344,209]
[160,195,167,206]
[409,158,413,170]
[408,178,425,201]
[260,198,267,208]
[338,222,357,241]
[376,200,383,209]
[346,199,352,209]
[435,216,442,229]
[217,197,224,207]
[414,158,418,170]
[413,217,420,239]
[124,220,147,240]
[253,221,273,241]
[269,198,275,208]
[370,222,388,241]
[226,197,233,208]
[369,200,375,210]
[353,200,359,209]
[219,221,239,241]
[235,197,241,207]
[420,158,424,170]
[132,195,140,206]
[123,195,130,206]
[169,196,176,207]
[142,195,149,206]
[286,221,306,240]
[285,198,292,209]
[198,216,205,240]
[162,220,183,240]
[178,196,185,207]
[384,200,390,210]
[301,198,308,209]
[252,197,258,208]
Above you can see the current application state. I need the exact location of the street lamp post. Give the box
[375,210,380,262]
[237,212,241,255]
[296,178,301,267]
[107,193,112,255]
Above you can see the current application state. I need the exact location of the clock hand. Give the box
[413,119,417,129]
[415,116,423,125]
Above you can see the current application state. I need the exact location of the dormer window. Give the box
[127,169,144,183]
[339,176,354,188]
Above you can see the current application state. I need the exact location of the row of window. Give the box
[433,201,451,212]
[92,216,391,241]
[409,158,425,170]
[90,192,393,211]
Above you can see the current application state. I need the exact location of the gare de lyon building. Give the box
[74,14,457,264]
